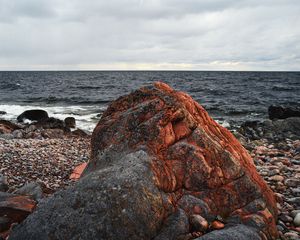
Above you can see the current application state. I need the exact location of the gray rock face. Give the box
[9,150,172,239]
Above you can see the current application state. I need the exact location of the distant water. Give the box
[0,71,299,132]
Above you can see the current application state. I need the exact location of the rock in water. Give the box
[64,117,76,128]
[17,110,49,122]
[9,82,278,239]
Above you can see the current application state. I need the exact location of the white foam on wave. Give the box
[0,104,106,132]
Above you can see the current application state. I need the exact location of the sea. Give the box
[0,71,299,132]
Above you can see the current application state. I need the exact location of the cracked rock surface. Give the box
[9,82,278,239]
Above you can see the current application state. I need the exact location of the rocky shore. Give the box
[1,85,300,239]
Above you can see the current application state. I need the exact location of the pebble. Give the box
[210,220,224,230]
[294,213,300,227]
[269,175,284,182]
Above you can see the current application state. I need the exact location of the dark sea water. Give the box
[0,71,299,132]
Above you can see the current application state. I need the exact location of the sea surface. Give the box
[0,71,299,132]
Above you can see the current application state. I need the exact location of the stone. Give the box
[0,120,20,134]
[9,82,278,239]
[189,215,208,232]
[0,175,8,192]
[294,213,300,227]
[285,178,300,188]
[69,162,88,180]
[64,117,76,128]
[0,192,36,224]
[0,111,6,115]
[269,175,284,182]
[17,109,48,122]
[12,129,23,139]
[13,182,44,201]
[41,129,64,139]
[268,105,300,120]
[210,220,224,230]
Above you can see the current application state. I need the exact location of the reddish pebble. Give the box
[211,220,225,230]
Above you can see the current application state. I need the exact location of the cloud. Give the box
[0,0,299,70]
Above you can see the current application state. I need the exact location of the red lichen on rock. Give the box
[89,82,278,239]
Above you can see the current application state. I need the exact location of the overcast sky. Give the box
[0,0,299,70]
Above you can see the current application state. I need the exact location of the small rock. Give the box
[64,117,76,128]
[279,213,293,223]
[210,220,224,230]
[269,175,284,182]
[294,213,300,227]
[284,231,299,240]
[189,214,208,232]
[285,178,300,188]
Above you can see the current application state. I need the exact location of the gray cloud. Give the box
[0,0,299,70]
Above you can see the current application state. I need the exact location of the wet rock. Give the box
[9,82,278,239]
[0,175,8,192]
[283,231,299,240]
[268,105,300,120]
[13,182,43,201]
[0,111,6,115]
[64,117,76,128]
[17,109,48,123]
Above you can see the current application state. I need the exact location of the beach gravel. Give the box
[0,136,90,192]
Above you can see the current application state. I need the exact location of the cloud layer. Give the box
[0,0,299,70]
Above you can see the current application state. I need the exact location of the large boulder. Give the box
[10,82,278,239]
[17,109,49,123]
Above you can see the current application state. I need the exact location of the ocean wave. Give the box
[22,96,111,105]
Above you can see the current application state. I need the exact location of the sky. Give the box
[0,0,299,71]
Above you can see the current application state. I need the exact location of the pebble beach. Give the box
[0,136,90,192]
